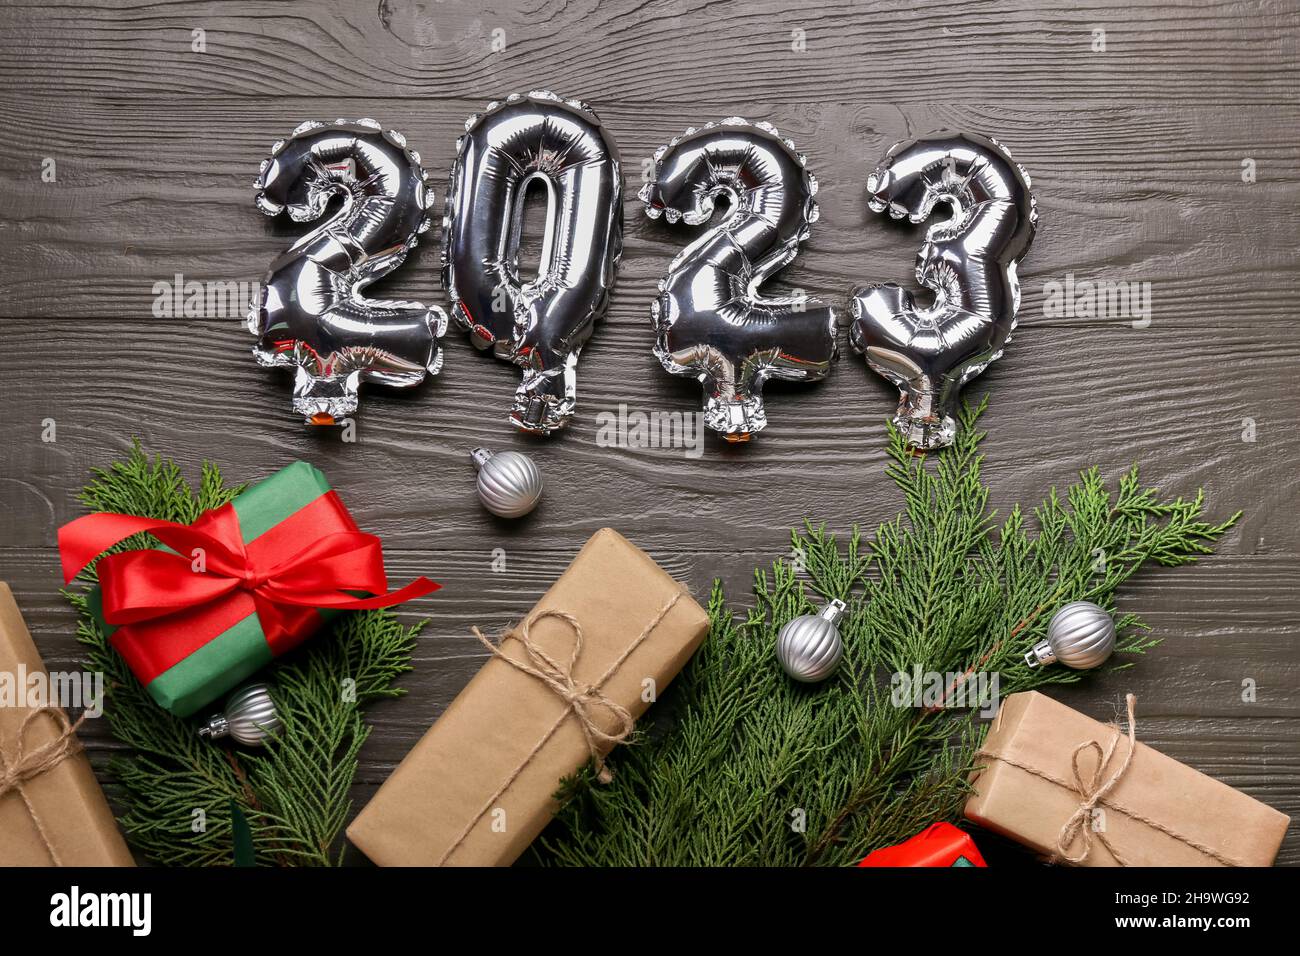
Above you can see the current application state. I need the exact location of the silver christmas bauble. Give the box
[1025,600,1116,670]
[471,447,543,518]
[198,683,281,747]
[776,598,847,683]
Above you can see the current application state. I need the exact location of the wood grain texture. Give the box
[4,99,1299,324]
[1,0,1297,104]
[0,0,1297,866]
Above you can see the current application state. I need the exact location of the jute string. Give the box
[977,694,1239,866]
[437,589,685,865]
[0,707,86,866]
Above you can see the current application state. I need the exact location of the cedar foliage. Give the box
[535,400,1238,866]
[66,445,419,866]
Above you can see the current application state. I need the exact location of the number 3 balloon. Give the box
[442,91,623,435]
[249,119,446,426]
[849,132,1037,450]
[641,118,837,441]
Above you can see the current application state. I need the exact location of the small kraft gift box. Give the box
[347,528,710,866]
[965,691,1291,866]
[0,583,134,866]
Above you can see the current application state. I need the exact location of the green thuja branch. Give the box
[535,398,1239,867]
[68,443,419,866]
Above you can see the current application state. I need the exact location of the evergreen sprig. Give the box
[536,399,1239,866]
[67,444,420,866]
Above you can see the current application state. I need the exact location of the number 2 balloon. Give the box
[249,119,447,426]
[641,118,837,442]
[849,132,1037,450]
[442,91,623,435]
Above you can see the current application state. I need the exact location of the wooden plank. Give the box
[2,100,1297,325]
[0,319,1286,555]
[0,0,1296,105]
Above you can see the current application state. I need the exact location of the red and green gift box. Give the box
[58,461,438,717]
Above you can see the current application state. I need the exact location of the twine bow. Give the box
[436,589,684,865]
[978,694,1242,867]
[470,609,634,784]
[1054,693,1138,865]
[0,708,86,866]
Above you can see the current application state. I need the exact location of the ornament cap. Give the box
[470,447,494,471]
[1025,638,1055,668]
[197,713,230,740]
[819,597,848,626]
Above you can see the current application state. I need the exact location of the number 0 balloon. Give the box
[849,132,1037,450]
[249,119,446,426]
[442,91,623,435]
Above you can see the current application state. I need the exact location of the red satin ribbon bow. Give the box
[58,503,439,645]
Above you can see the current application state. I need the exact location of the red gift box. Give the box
[59,461,437,716]
[858,823,987,867]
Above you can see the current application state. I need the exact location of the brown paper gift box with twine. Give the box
[965,691,1290,867]
[0,583,134,866]
[347,528,710,866]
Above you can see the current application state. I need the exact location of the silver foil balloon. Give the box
[642,118,837,441]
[849,132,1037,450]
[1025,601,1117,670]
[776,598,847,683]
[249,119,447,426]
[198,684,281,747]
[471,447,543,518]
[442,91,623,435]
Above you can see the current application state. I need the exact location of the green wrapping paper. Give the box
[88,461,352,716]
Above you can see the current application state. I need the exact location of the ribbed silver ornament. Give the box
[198,683,281,747]
[471,447,543,518]
[776,598,847,683]
[1025,600,1116,670]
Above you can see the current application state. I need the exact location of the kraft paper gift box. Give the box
[347,528,710,866]
[0,583,135,866]
[964,691,1290,867]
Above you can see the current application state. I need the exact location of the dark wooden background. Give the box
[1,0,1297,865]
